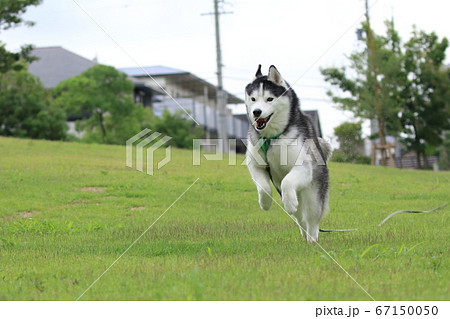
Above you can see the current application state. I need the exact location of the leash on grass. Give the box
[267,163,447,233]
[259,139,447,233]
[319,203,447,233]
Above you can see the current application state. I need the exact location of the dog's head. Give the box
[245,65,291,137]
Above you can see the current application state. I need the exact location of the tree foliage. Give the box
[334,121,364,153]
[400,28,450,168]
[152,110,204,149]
[0,67,67,140]
[54,64,154,145]
[332,121,370,164]
[0,0,42,30]
[321,21,404,138]
[0,0,42,73]
[0,42,37,73]
[321,21,450,168]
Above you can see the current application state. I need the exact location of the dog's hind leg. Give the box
[299,220,309,241]
[289,198,308,241]
[290,212,308,241]
[300,187,322,243]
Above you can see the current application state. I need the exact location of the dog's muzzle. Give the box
[254,113,273,130]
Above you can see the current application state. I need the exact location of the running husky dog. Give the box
[245,65,332,243]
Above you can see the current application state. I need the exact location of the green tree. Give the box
[334,121,363,159]
[0,67,67,140]
[321,21,404,142]
[54,64,153,144]
[78,105,155,145]
[152,110,204,149]
[0,0,42,72]
[332,121,370,164]
[400,28,450,168]
[322,21,449,168]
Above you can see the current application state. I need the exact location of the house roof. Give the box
[28,47,244,104]
[304,110,323,137]
[28,46,97,88]
[119,66,244,104]
[128,77,166,95]
[119,65,189,77]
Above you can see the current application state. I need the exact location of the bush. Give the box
[78,104,155,145]
[331,151,347,163]
[355,155,371,165]
[331,150,370,165]
[0,67,67,140]
[331,121,370,164]
[152,110,204,149]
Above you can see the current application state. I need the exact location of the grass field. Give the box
[0,136,448,300]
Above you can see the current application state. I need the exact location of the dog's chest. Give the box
[265,137,303,186]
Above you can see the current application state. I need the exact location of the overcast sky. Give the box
[2,0,449,140]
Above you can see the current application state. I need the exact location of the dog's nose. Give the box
[253,109,262,117]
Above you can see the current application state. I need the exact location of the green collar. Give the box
[259,132,283,155]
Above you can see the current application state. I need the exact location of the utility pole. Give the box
[203,0,232,153]
[365,0,388,166]
[214,0,228,153]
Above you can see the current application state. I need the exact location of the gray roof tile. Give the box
[28,46,97,88]
[119,65,188,77]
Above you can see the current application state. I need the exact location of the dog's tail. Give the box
[318,138,333,162]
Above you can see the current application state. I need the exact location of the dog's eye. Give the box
[267,97,274,102]
[251,97,256,102]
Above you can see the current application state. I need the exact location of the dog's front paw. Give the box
[282,190,298,214]
[258,193,272,210]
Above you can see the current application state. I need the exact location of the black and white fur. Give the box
[245,65,332,243]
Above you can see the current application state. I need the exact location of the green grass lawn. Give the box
[0,136,448,300]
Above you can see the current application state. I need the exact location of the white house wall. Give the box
[152,97,248,139]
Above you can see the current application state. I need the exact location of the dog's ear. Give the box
[253,64,263,80]
[267,65,286,87]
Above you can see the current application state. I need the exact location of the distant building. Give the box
[119,66,248,142]
[28,46,163,106]
[304,110,323,138]
[27,47,248,143]
[28,47,323,151]
[28,47,97,89]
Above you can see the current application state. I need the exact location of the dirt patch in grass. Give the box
[65,200,88,206]
[131,206,146,211]
[79,187,106,193]
[3,210,40,220]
